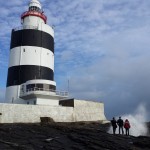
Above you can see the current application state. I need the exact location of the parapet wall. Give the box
[73,100,106,122]
[0,104,74,123]
[0,99,107,123]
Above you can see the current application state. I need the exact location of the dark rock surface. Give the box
[0,122,149,150]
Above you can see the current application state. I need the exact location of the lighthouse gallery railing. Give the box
[20,87,69,97]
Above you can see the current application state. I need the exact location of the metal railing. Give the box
[20,87,69,97]
[21,11,47,23]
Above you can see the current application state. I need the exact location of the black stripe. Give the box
[10,29,54,53]
[6,65,54,87]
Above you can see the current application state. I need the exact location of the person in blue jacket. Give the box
[117,116,124,134]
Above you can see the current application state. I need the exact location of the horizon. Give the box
[0,0,150,120]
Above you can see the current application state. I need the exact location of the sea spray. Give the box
[108,104,148,136]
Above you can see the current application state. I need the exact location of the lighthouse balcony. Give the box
[21,11,47,23]
[19,87,69,100]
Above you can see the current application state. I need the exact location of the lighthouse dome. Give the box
[29,0,42,11]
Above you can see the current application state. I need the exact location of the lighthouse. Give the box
[5,0,68,105]
[2,0,107,123]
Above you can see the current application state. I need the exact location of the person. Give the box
[111,117,117,134]
[124,119,131,136]
[117,117,124,134]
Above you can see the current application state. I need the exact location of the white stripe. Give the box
[9,46,54,70]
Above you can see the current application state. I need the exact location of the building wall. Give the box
[73,100,106,122]
[36,98,59,106]
[0,100,107,123]
[0,104,74,123]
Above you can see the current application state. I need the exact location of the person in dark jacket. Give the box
[111,117,117,134]
[124,119,131,136]
[117,117,124,134]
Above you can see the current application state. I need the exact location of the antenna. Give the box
[68,78,69,93]
[67,74,70,94]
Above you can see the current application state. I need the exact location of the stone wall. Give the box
[0,104,74,123]
[73,100,106,122]
[0,99,107,123]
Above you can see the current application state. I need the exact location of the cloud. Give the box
[56,25,150,119]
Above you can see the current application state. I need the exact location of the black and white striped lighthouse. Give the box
[5,0,67,105]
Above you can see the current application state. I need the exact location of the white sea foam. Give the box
[108,104,148,136]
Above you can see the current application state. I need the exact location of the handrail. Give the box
[21,11,47,23]
[20,87,69,97]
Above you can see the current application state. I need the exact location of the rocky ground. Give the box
[0,121,149,150]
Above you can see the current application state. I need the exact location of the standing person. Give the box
[117,117,124,134]
[111,117,117,134]
[124,119,131,136]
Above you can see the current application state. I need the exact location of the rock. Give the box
[0,122,149,149]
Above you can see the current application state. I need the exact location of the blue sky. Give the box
[0,0,150,120]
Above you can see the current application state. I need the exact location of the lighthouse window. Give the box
[29,6,40,12]
[26,84,36,91]
[36,84,43,90]
[23,49,25,52]
[49,85,56,91]
[26,84,55,92]
[26,84,43,91]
